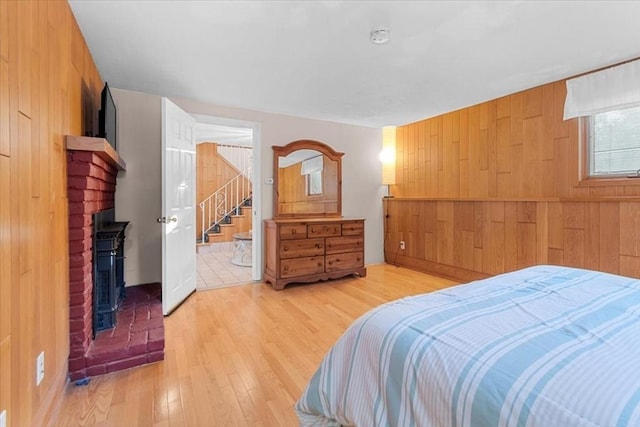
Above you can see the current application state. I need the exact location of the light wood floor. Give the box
[54,264,457,426]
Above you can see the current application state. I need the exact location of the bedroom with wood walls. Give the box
[1,1,639,425]
[384,77,640,282]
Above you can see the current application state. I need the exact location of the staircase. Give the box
[198,144,253,245]
[201,196,252,244]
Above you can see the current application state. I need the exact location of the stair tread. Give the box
[201,194,253,239]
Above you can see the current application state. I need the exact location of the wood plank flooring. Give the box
[54,264,458,426]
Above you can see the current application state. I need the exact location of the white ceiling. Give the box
[69,1,640,128]
[193,120,253,146]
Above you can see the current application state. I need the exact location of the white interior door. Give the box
[161,98,196,315]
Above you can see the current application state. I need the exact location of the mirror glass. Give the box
[273,140,343,218]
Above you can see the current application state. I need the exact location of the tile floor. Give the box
[196,242,254,290]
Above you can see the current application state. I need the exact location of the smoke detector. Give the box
[370,29,391,45]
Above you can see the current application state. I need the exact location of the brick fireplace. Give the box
[66,143,164,382]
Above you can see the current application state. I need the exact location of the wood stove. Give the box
[92,209,129,336]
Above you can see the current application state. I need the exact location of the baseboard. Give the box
[384,252,490,284]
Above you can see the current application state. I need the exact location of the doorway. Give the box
[191,114,262,290]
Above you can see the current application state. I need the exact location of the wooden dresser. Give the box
[264,218,366,290]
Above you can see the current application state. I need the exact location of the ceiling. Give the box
[193,120,253,146]
[69,1,640,128]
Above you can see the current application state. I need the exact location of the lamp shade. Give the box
[381,126,396,185]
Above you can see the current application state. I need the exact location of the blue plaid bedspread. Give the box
[296,265,640,427]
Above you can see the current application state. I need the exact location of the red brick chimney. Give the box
[67,151,117,380]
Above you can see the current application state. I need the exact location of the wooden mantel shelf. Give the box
[65,135,126,171]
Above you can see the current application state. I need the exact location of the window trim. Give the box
[577,117,640,187]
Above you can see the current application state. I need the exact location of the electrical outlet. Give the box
[400,241,406,250]
[36,351,45,386]
[0,410,6,427]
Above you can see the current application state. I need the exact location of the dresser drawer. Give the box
[280,256,325,278]
[325,236,364,254]
[307,223,341,237]
[279,238,324,259]
[264,218,366,290]
[326,251,364,272]
[341,222,364,236]
[279,224,307,240]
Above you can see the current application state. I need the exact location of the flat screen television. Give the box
[98,82,117,150]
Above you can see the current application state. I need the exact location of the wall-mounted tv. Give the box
[98,82,117,150]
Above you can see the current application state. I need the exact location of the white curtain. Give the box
[301,155,323,175]
[563,59,640,120]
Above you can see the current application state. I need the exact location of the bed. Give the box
[295,265,640,427]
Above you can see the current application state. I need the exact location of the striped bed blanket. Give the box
[295,265,640,427]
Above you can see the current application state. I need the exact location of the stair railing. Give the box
[217,144,252,179]
[199,144,253,243]
[199,168,252,243]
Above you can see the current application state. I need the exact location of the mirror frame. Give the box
[273,139,344,218]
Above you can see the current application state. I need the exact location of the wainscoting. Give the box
[384,199,640,282]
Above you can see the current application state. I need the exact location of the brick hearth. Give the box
[67,149,164,382]
[83,284,164,378]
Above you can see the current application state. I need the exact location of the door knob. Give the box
[156,216,178,224]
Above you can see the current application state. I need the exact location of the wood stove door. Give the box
[161,98,197,315]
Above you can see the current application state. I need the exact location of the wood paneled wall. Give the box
[0,2,104,425]
[196,142,251,237]
[388,76,640,281]
[384,199,640,281]
[395,80,639,200]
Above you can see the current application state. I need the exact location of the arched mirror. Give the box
[273,140,344,218]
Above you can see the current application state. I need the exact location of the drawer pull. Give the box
[315,243,321,249]
[291,230,297,235]
[317,262,322,267]
[310,228,316,233]
[283,246,288,251]
[284,266,289,270]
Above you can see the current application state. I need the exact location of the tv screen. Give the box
[98,82,117,150]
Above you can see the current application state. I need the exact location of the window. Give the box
[587,106,640,177]
[306,170,323,195]
[301,155,324,195]
[564,59,640,181]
